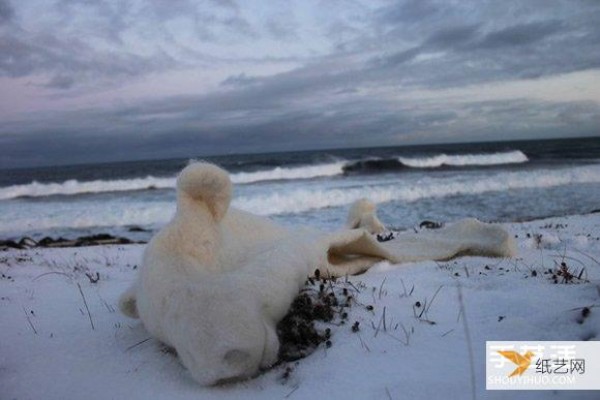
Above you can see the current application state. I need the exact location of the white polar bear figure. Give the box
[346,198,386,234]
[120,162,516,386]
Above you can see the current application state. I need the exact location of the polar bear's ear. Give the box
[177,162,232,221]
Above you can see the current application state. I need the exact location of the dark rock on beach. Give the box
[0,240,21,250]
[127,225,150,232]
[1,234,144,250]
[419,220,444,229]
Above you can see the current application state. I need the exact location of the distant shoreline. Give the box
[3,210,600,251]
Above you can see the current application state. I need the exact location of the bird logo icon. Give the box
[497,351,535,377]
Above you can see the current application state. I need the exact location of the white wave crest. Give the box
[1,164,598,234]
[0,176,176,200]
[398,150,528,168]
[230,162,345,184]
[234,164,600,216]
[0,162,346,200]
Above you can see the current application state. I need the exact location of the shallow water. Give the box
[1,137,599,240]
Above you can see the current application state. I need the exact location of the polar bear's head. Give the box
[165,277,280,385]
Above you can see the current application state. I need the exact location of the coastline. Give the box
[1,212,599,399]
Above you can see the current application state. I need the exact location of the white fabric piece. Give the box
[119,162,516,385]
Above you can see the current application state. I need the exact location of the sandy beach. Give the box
[1,213,599,400]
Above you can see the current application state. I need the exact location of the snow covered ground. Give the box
[1,214,599,400]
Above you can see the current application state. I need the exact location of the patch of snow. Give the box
[1,214,600,399]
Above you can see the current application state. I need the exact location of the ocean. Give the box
[1,137,599,241]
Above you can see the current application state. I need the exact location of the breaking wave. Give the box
[399,150,528,168]
[229,162,345,184]
[1,164,598,234]
[0,163,347,200]
[0,176,176,200]
[343,150,528,173]
[236,164,600,215]
[0,150,528,200]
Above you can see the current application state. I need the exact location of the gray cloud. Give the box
[2,67,598,167]
[0,0,13,24]
[220,73,260,87]
[478,20,564,49]
[41,74,75,89]
[0,30,175,89]
[0,0,599,168]
[424,24,481,49]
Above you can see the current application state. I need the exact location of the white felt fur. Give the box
[346,198,385,234]
[120,163,326,384]
[119,162,515,385]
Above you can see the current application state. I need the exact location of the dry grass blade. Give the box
[125,337,152,352]
[385,386,393,400]
[572,248,600,268]
[285,384,300,398]
[424,285,444,315]
[32,271,71,281]
[378,277,387,299]
[22,305,38,334]
[77,283,95,330]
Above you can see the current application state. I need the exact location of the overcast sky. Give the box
[1,0,599,168]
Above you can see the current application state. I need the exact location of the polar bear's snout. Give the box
[179,345,261,386]
[164,282,277,386]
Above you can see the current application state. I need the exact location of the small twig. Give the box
[385,386,393,400]
[572,248,600,268]
[399,279,408,297]
[374,306,387,337]
[357,333,371,352]
[385,331,409,346]
[285,384,300,398]
[32,271,71,281]
[22,306,38,334]
[346,281,362,293]
[77,283,95,330]
[378,277,387,300]
[125,337,152,352]
[567,304,599,312]
[424,285,444,315]
[399,322,411,345]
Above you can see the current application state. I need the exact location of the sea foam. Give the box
[1,164,598,234]
[0,163,346,200]
[398,150,528,168]
[0,151,529,200]
[235,164,600,215]
[230,162,345,184]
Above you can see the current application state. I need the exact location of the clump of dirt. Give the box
[276,270,362,362]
